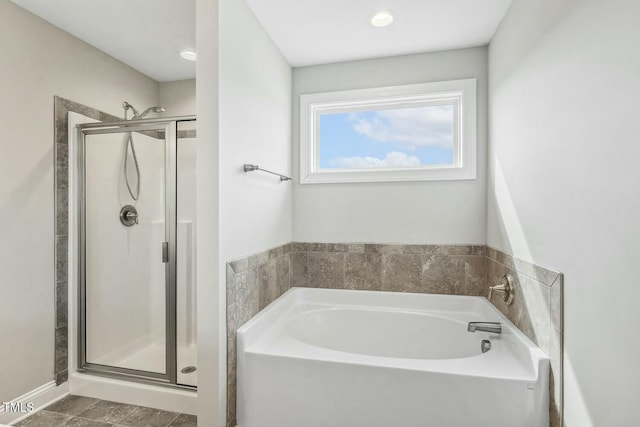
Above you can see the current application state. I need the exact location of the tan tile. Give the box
[433,245,485,256]
[519,275,551,353]
[549,326,563,416]
[306,242,328,252]
[487,247,515,270]
[462,256,487,296]
[258,260,277,310]
[308,252,344,288]
[550,274,563,330]
[346,243,365,252]
[381,254,422,292]
[268,246,284,260]
[228,257,248,274]
[326,243,348,252]
[290,252,308,287]
[344,253,382,291]
[364,244,403,254]
[400,245,427,254]
[513,256,560,286]
[275,255,291,297]
[421,255,464,295]
[247,251,268,268]
[236,268,259,327]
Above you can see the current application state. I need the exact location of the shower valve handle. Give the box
[488,274,514,305]
[119,205,139,227]
[125,211,138,224]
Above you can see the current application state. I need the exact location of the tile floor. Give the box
[15,395,196,427]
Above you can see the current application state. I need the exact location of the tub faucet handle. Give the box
[488,274,514,305]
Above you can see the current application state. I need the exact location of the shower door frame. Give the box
[76,116,195,388]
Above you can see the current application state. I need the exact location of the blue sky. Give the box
[319,105,454,169]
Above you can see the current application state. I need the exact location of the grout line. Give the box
[164,412,182,427]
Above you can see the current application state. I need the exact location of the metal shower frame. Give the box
[76,115,195,389]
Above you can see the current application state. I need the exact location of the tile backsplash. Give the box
[226,242,563,427]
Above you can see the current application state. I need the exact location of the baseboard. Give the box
[0,381,69,425]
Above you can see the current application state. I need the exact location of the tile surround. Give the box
[486,249,564,427]
[226,242,563,427]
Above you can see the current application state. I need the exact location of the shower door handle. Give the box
[162,242,169,263]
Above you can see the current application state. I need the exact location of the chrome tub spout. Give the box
[467,322,502,334]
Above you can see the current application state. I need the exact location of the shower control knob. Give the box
[120,205,139,227]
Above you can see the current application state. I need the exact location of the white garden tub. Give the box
[237,288,549,427]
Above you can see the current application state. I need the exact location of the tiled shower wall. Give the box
[486,248,563,427]
[226,243,563,427]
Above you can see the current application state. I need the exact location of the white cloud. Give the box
[351,105,454,148]
[329,151,422,169]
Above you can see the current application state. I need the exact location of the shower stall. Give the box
[75,113,197,389]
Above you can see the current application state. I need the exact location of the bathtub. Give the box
[236,288,549,427]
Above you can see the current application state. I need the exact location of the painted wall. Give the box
[488,0,640,425]
[197,0,294,425]
[159,79,196,117]
[292,48,488,244]
[219,0,293,261]
[0,0,159,403]
[195,0,221,424]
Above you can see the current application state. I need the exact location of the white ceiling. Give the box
[244,0,514,67]
[10,0,512,80]
[10,0,195,82]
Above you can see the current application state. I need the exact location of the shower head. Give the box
[122,101,166,119]
[136,106,166,119]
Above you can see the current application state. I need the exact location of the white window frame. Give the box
[299,78,476,184]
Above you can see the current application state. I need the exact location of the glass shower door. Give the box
[80,122,175,380]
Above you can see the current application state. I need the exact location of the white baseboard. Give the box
[0,381,69,425]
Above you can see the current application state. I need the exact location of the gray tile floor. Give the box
[16,395,197,427]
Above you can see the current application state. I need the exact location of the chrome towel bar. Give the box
[243,164,292,182]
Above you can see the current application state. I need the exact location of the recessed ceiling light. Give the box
[180,50,197,61]
[370,11,394,27]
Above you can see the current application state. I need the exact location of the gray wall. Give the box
[488,0,640,424]
[292,47,488,245]
[0,0,159,404]
[159,79,196,116]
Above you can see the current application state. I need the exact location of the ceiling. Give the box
[244,0,514,67]
[10,0,195,82]
[10,0,513,80]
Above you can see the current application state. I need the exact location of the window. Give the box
[300,79,476,184]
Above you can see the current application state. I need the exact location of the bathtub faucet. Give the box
[467,322,502,334]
